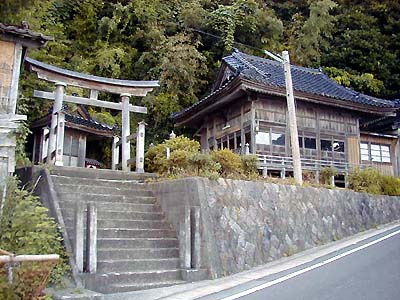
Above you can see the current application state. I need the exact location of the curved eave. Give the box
[0,23,53,48]
[31,114,115,137]
[174,77,245,127]
[25,57,159,96]
[242,79,396,115]
[174,77,396,127]
[65,122,115,138]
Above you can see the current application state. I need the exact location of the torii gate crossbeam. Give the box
[26,57,159,172]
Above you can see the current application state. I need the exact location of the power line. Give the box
[174,23,266,55]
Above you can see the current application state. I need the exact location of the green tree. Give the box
[292,0,338,65]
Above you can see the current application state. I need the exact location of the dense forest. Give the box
[1,0,399,164]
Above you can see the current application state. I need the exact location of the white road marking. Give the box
[220,229,400,300]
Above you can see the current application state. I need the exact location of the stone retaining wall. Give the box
[149,178,400,278]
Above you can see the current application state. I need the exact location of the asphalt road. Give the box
[199,227,400,300]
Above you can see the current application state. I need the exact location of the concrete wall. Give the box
[149,178,400,278]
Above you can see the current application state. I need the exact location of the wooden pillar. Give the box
[112,136,120,170]
[78,135,86,167]
[54,112,65,166]
[47,82,66,164]
[396,129,400,177]
[136,121,146,173]
[240,106,245,154]
[121,94,131,172]
[212,117,217,149]
[250,99,256,154]
[205,117,210,151]
[32,132,38,164]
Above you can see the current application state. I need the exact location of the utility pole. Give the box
[265,50,302,185]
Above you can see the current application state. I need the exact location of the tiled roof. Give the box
[64,113,116,133]
[0,23,53,44]
[225,49,395,108]
[173,49,397,122]
[172,75,238,120]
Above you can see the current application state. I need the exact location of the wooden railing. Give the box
[257,154,350,174]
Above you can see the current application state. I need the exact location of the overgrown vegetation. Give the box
[320,167,337,185]
[0,177,70,299]
[146,137,400,197]
[145,135,258,179]
[1,0,399,165]
[348,168,400,196]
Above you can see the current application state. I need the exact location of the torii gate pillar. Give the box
[121,94,131,172]
[47,82,66,165]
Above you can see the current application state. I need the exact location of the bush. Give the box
[145,136,261,180]
[302,170,316,183]
[320,167,337,185]
[145,136,200,174]
[241,155,259,176]
[168,150,191,175]
[188,153,221,176]
[0,177,70,299]
[211,149,242,177]
[381,175,400,196]
[348,168,382,195]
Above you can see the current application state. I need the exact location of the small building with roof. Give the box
[30,104,116,168]
[173,49,400,180]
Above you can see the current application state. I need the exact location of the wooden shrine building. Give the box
[31,104,115,168]
[0,23,52,181]
[173,49,400,178]
[25,57,159,172]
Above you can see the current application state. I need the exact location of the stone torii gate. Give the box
[25,57,159,172]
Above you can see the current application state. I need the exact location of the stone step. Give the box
[50,166,157,181]
[57,193,156,204]
[105,281,186,293]
[60,209,165,221]
[82,269,183,292]
[97,238,179,249]
[97,258,180,273]
[51,175,147,189]
[58,200,160,213]
[97,228,176,239]
[56,184,153,197]
[64,218,172,230]
[97,248,179,260]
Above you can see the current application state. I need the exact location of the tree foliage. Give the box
[1,0,399,161]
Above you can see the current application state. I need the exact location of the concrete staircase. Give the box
[49,167,185,294]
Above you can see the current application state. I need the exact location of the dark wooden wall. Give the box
[198,93,398,175]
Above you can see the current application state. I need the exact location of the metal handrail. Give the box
[0,249,59,285]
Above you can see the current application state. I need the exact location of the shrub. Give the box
[145,136,200,174]
[168,150,191,174]
[0,177,70,299]
[320,167,337,185]
[211,149,242,177]
[188,153,221,176]
[380,175,400,196]
[302,170,316,183]
[241,155,259,176]
[348,168,382,195]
